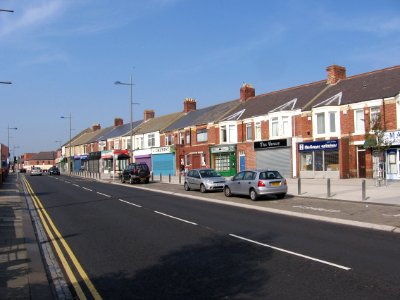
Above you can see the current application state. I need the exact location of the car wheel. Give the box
[224,186,232,197]
[145,178,150,184]
[200,184,206,193]
[184,182,190,191]
[277,193,286,199]
[249,189,258,201]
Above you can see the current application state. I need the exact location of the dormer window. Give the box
[220,123,237,144]
[313,108,340,137]
[269,114,292,138]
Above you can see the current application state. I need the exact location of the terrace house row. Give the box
[58,64,400,180]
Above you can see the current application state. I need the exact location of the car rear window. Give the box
[259,171,282,180]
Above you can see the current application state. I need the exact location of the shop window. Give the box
[300,151,339,171]
[325,151,339,171]
[197,128,208,143]
[215,154,230,171]
[245,123,252,141]
[387,150,397,174]
[354,109,365,133]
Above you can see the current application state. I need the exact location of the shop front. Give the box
[383,130,400,180]
[298,139,340,179]
[151,146,176,176]
[101,150,130,176]
[88,151,101,173]
[210,145,237,177]
[133,149,152,171]
[73,154,89,171]
[254,138,292,178]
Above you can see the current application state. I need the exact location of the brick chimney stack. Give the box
[240,83,255,102]
[326,65,346,84]
[92,123,101,131]
[144,110,155,121]
[114,118,123,126]
[184,98,197,113]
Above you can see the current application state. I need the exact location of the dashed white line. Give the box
[82,187,92,192]
[119,199,142,208]
[73,184,80,187]
[229,234,351,271]
[96,192,111,198]
[65,181,71,184]
[154,211,198,225]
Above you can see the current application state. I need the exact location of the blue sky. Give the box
[1,0,399,155]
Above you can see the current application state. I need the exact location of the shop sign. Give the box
[210,145,236,153]
[98,141,106,147]
[151,146,175,154]
[254,138,290,150]
[298,140,339,152]
[383,130,400,145]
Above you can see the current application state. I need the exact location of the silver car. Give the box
[30,167,43,176]
[184,168,225,193]
[224,169,287,200]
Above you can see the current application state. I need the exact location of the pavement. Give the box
[1,172,400,299]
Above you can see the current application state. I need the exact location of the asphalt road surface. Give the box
[24,174,400,299]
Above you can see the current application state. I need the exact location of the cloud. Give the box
[0,1,65,38]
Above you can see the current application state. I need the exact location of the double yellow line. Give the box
[23,177,102,300]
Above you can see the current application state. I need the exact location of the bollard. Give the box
[160,173,162,182]
[151,172,154,182]
[169,173,171,183]
[297,178,301,195]
[362,179,366,201]
[179,173,181,184]
[327,178,331,198]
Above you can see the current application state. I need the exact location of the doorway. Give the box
[357,149,366,178]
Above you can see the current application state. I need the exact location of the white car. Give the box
[30,167,43,176]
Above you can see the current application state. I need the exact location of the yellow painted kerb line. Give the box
[23,177,102,300]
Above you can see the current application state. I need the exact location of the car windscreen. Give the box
[199,170,220,178]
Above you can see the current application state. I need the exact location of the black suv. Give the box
[121,163,151,184]
[48,166,60,175]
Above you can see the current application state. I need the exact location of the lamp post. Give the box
[0,9,14,13]
[0,81,12,84]
[115,76,138,163]
[7,125,17,155]
[61,113,72,174]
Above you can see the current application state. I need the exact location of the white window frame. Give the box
[268,113,293,138]
[254,122,261,141]
[219,122,237,144]
[354,109,365,134]
[245,123,252,141]
[147,133,155,147]
[312,107,340,138]
[370,106,381,128]
[196,128,208,143]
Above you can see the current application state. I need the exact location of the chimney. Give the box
[92,123,101,131]
[240,83,255,102]
[114,118,123,126]
[144,109,155,121]
[184,98,197,113]
[326,65,346,84]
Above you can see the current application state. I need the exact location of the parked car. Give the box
[224,169,287,200]
[30,167,43,176]
[18,168,26,173]
[48,166,60,175]
[121,163,151,184]
[184,168,225,193]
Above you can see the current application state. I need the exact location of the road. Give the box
[23,174,400,299]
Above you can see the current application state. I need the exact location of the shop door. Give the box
[256,148,291,178]
[358,151,366,178]
[239,155,246,172]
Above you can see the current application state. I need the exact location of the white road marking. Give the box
[73,184,80,187]
[119,199,142,208]
[383,213,400,217]
[293,205,340,213]
[96,192,111,198]
[65,181,71,184]
[82,187,92,192]
[154,211,198,226]
[229,234,351,271]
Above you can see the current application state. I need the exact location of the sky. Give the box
[1,0,399,156]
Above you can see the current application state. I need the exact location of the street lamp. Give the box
[0,9,14,13]
[0,81,12,84]
[115,76,139,163]
[61,113,72,174]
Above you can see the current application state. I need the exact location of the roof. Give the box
[127,112,185,135]
[28,151,57,161]
[105,120,143,140]
[309,65,400,109]
[163,100,240,131]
